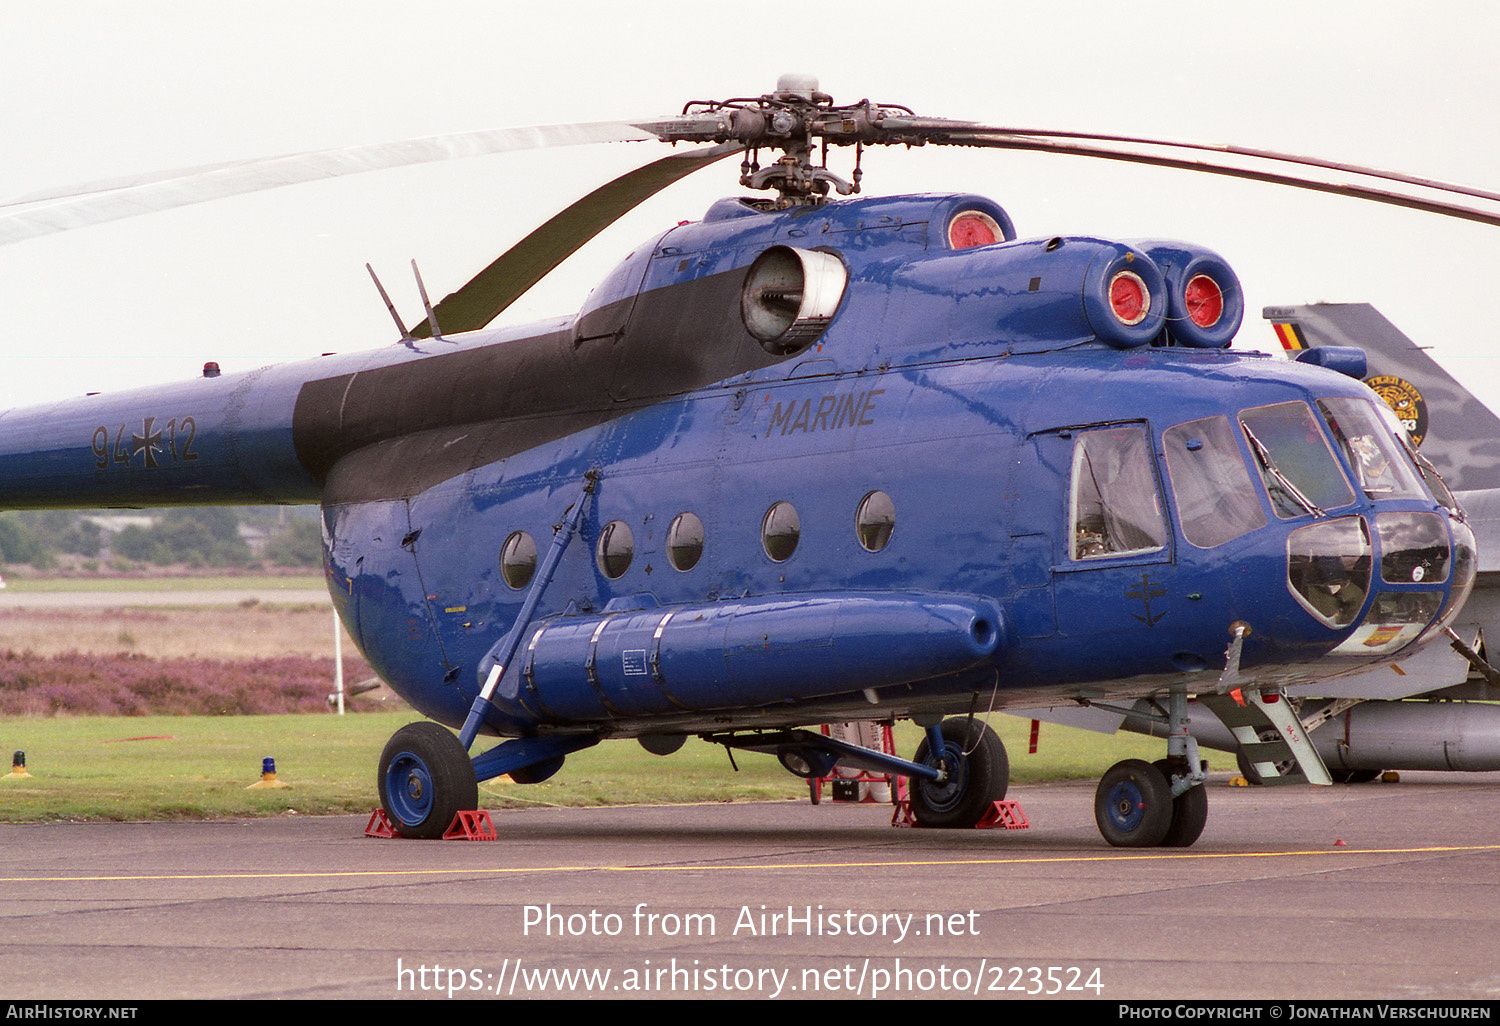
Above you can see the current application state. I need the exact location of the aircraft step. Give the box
[1198,692,1332,786]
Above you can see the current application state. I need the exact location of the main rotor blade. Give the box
[0,121,661,245]
[975,134,1500,228]
[972,126,1500,206]
[412,142,739,338]
[879,118,1500,228]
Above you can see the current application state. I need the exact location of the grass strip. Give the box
[0,711,1187,824]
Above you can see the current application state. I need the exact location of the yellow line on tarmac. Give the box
[1,843,1496,884]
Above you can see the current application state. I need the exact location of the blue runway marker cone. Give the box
[246,756,291,789]
[3,750,31,780]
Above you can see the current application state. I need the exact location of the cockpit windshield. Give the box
[1317,398,1428,502]
[1366,399,1463,515]
[1150,392,1464,651]
[1239,402,1355,518]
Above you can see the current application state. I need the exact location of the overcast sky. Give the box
[2,1,1499,413]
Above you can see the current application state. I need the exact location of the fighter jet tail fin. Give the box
[1264,303,1500,492]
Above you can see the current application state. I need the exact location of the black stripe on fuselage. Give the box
[291,264,788,503]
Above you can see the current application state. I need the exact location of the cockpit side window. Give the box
[1368,398,1462,515]
[1069,425,1168,560]
[1239,402,1355,518]
[1317,397,1428,503]
[1163,415,1267,548]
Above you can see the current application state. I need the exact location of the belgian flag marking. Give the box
[1270,321,1307,351]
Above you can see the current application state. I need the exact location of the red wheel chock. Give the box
[975,800,1029,829]
[442,810,498,840]
[365,808,400,837]
[892,799,1029,829]
[364,808,497,839]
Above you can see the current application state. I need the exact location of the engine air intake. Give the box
[742,246,848,355]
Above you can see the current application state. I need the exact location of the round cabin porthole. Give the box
[499,531,537,590]
[667,512,705,572]
[761,501,800,563]
[855,490,895,552]
[596,520,634,579]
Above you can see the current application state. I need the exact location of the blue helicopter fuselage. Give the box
[0,192,1472,743]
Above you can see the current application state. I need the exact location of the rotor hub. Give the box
[634,76,927,206]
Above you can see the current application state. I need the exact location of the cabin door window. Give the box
[1068,424,1168,561]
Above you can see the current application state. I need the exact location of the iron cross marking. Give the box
[1126,572,1168,626]
[131,417,162,469]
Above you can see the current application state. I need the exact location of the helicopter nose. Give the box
[1288,507,1475,658]
[1432,512,1478,632]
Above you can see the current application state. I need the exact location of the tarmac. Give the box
[4,772,1500,1001]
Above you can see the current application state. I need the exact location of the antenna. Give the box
[365,263,413,343]
[412,260,443,340]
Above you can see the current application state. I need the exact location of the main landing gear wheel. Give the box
[1095,759,1174,848]
[909,718,1009,829]
[1153,759,1208,848]
[378,722,478,839]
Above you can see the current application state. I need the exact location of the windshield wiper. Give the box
[1406,439,1465,519]
[1242,423,1326,518]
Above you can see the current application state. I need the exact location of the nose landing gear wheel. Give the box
[1152,759,1208,848]
[909,718,1009,829]
[378,722,478,839]
[1095,759,1173,847]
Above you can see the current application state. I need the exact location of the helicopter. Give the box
[3,74,1498,847]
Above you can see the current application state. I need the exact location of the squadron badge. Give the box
[1365,375,1429,446]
